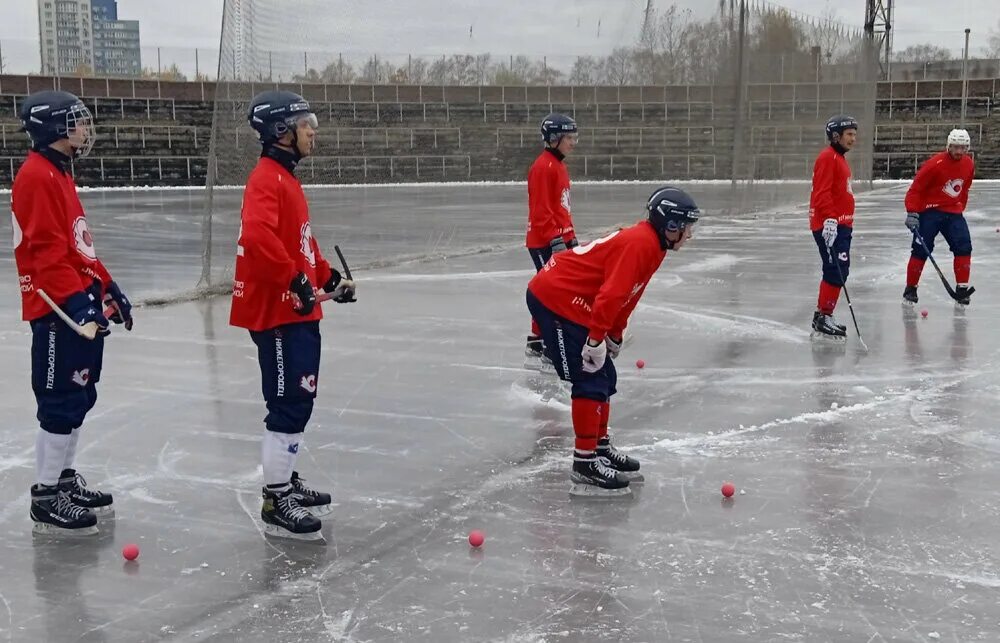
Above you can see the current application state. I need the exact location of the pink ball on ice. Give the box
[636,359,646,369]
[468,530,485,548]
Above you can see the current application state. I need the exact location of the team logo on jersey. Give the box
[300,222,316,267]
[300,374,317,393]
[560,188,571,213]
[943,178,964,198]
[71,369,90,387]
[11,212,22,249]
[72,217,97,261]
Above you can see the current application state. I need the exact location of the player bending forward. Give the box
[903,129,976,306]
[809,115,858,340]
[230,91,356,541]
[12,91,133,535]
[525,113,579,359]
[526,186,700,497]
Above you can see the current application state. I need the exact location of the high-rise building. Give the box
[38,0,95,75]
[37,0,141,77]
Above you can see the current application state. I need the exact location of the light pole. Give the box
[961,28,970,127]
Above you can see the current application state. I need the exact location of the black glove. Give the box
[905,212,920,232]
[566,237,579,249]
[550,236,568,254]
[289,272,317,316]
[64,291,109,331]
[103,281,133,330]
[322,269,357,303]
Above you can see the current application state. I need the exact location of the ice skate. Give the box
[261,487,324,542]
[954,285,974,307]
[569,454,631,498]
[597,437,644,483]
[524,335,544,358]
[902,285,918,307]
[30,485,98,536]
[58,469,114,516]
[811,311,846,342]
[290,471,333,517]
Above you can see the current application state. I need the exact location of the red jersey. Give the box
[229,156,335,331]
[528,221,666,342]
[11,150,113,322]
[904,151,975,214]
[809,146,855,231]
[526,149,575,248]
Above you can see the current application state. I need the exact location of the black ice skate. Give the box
[30,484,98,536]
[569,454,631,498]
[525,335,544,358]
[58,469,114,516]
[811,312,846,341]
[902,285,918,307]
[597,437,644,483]
[261,487,323,541]
[955,285,974,307]
[290,472,333,517]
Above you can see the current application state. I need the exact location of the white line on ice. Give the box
[637,302,809,344]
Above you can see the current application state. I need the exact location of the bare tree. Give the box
[892,43,952,63]
[985,19,1000,57]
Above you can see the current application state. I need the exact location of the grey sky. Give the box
[2,0,998,76]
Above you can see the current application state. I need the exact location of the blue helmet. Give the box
[19,90,95,157]
[540,113,578,145]
[825,114,858,142]
[647,186,700,248]
[248,90,317,147]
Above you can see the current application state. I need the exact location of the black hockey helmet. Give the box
[20,90,95,157]
[646,186,700,249]
[825,114,858,142]
[540,113,578,145]
[247,90,318,147]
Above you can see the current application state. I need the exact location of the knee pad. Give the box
[36,389,90,434]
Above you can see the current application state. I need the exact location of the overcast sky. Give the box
[2,0,998,75]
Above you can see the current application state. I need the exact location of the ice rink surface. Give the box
[2,181,1000,641]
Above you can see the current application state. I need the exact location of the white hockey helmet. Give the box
[947,128,971,148]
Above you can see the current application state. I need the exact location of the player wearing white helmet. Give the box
[903,129,976,306]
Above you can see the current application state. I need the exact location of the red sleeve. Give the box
[587,247,648,342]
[609,284,645,339]
[19,173,87,304]
[811,153,836,221]
[962,159,975,210]
[905,157,937,213]
[238,175,299,287]
[93,258,113,286]
[529,165,559,243]
[552,168,574,242]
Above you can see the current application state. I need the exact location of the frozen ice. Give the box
[1,182,1000,640]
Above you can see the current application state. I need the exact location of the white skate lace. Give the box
[594,457,618,480]
[291,477,318,498]
[601,445,628,466]
[55,490,89,520]
[70,473,102,499]
[278,493,312,521]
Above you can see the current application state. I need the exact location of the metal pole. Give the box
[730,0,747,188]
[961,28,970,127]
[195,48,199,79]
[157,47,161,76]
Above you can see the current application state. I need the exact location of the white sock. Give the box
[35,430,72,487]
[261,431,301,488]
[63,428,80,473]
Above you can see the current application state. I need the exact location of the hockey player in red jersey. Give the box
[525,113,579,359]
[903,129,976,306]
[230,90,356,541]
[526,186,700,496]
[809,115,858,340]
[12,90,132,535]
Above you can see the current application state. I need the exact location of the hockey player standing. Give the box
[525,113,579,359]
[526,186,700,496]
[902,129,976,306]
[809,115,858,339]
[12,90,132,535]
[230,91,356,541]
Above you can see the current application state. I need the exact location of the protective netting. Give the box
[197,0,882,289]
